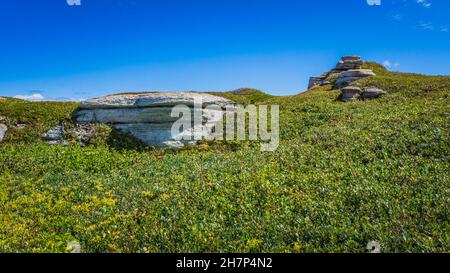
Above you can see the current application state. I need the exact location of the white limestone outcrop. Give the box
[72,92,237,148]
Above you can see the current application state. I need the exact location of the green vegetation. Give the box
[209,88,273,105]
[362,61,390,75]
[0,99,78,144]
[0,66,449,253]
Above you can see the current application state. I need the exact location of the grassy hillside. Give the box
[209,88,273,105]
[0,67,449,253]
[0,99,78,144]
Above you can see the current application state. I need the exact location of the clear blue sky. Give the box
[0,0,449,100]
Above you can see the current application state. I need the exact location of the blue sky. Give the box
[0,0,449,100]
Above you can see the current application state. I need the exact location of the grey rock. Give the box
[0,124,7,142]
[74,107,178,124]
[73,92,237,148]
[43,126,64,141]
[361,88,387,99]
[73,107,225,125]
[335,69,376,88]
[335,77,363,88]
[340,69,376,78]
[79,92,235,110]
[0,116,5,122]
[340,87,362,102]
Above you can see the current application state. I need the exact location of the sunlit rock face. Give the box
[73,92,237,148]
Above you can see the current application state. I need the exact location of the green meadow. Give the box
[0,63,449,253]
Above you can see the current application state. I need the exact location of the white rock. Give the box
[79,92,235,110]
[74,107,225,125]
[74,107,177,124]
[114,123,187,147]
[0,124,7,142]
[74,92,236,148]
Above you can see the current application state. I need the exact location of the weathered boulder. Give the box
[339,69,376,78]
[42,125,65,141]
[335,69,376,89]
[0,124,7,142]
[335,77,362,88]
[73,92,237,148]
[340,87,388,102]
[340,86,362,102]
[361,88,387,99]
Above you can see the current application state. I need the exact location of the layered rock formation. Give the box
[335,69,376,89]
[72,92,237,148]
[308,56,376,89]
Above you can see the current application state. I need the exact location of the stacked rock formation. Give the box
[72,92,237,148]
[308,56,375,90]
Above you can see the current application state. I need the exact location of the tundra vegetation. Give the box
[0,63,449,253]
